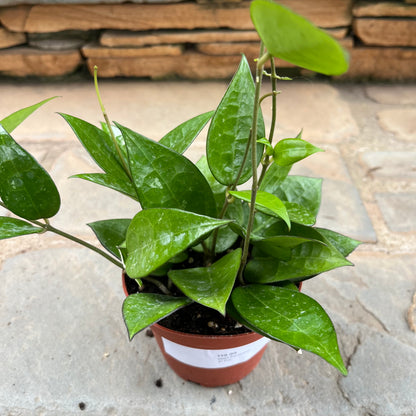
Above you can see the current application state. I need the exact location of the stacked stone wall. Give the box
[0,0,415,80]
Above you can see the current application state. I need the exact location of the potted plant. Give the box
[0,0,360,387]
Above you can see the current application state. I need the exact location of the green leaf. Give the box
[0,97,57,133]
[60,114,132,184]
[253,235,316,256]
[168,248,241,315]
[315,228,362,257]
[159,111,214,154]
[117,123,217,217]
[88,218,131,259]
[100,122,127,160]
[262,176,322,219]
[231,285,347,374]
[284,202,316,226]
[245,240,352,283]
[207,55,265,186]
[229,190,290,229]
[274,138,323,167]
[71,173,137,200]
[0,216,43,240]
[250,0,349,76]
[259,162,292,190]
[125,208,231,278]
[0,125,61,220]
[123,293,191,340]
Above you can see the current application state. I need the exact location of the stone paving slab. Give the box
[1,80,416,415]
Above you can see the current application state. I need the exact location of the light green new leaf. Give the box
[88,218,131,259]
[207,55,265,186]
[231,285,347,374]
[0,125,61,220]
[117,123,217,217]
[274,138,323,167]
[168,248,241,315]
[125,208,231,278]
[250,0,349,75]
[123,293,191,340]
[159,111,214,154]
[0,97,57,133]
[229,190,290,229]
[0,217,43,240]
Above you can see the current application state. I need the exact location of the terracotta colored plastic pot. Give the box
[122,273,269,387]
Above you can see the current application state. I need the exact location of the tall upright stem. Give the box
[94,66,132,181]
[238,43,265,284]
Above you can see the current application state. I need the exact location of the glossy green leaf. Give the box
[117,124,217,217]
[88,218,131,259]
[100,122,127,160]
[71,172,137,200]
[159,111,214,154]
[0,216,43,240]
[262,176,322,219]
[229,190,290,229]
[259,162,292,191]
[253,235,315,256]
[284,202,316,226]
[60,114,132,183]
[250,0,349,75]
[316,228,362,257]
[125,208,231,278]
[245,240,352,283]
[123,293,191,340]
[168,248,241,315]
[274,138,323,167]
[231,285,347,374]
[207,55,265,186]
[0,97,57,133]
[0,125,61,220]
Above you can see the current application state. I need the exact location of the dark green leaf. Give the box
[168,248,241,315]
[315,228,362,257]
[71,173,138,200]
[262,176,322,219]
[245,240,352,283]
[284,202,316,226]
[1,97,57,133]
[123,293,191,340]
[207,55,265,186]
[231,285,347,374]
[117,124,217,217]
[125,208,231,278]
[100,122,127,160]
[159,111,214,154]
[229,190,290,229]
[0,125,61,220]
[60,114,132,183]
[274,138,323,167]
[88,218,131,259]
[250,0,349,75]
[0,216,43,240]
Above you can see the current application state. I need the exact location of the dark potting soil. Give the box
[124,274,251,336]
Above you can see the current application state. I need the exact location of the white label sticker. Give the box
[162,336,270,369]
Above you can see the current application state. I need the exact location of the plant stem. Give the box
[238,43,265,284]
[14,212,124,269]
[258,58,278,188]
[142,276,172,295]
[94,66,133,181]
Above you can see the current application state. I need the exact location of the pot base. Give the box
[151,323,268,387]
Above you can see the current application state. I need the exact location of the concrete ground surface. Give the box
[0,78,415,416]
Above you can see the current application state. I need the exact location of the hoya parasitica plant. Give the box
[0,0,360,375]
